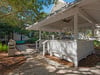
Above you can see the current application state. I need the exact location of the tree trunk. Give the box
[11,31,14,39]
[21,33,23,41]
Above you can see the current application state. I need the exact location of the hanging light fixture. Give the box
[62,18,72,23]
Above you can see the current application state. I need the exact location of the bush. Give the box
[0,43,2,51]
[0,43,8,52]
[26,38,38,43]
[2,45,8,52]
[94,40,100,47]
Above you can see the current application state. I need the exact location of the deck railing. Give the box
[42,40,49,56]
[35,39,41,51]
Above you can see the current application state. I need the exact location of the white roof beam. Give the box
[78,8,97,25]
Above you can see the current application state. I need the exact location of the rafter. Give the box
[78,7,97,25]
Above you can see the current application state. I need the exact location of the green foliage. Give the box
[85,30,92,37]
[0,43,2,51]
[0,43,8,52]
[94,40,100,47]
[0,0,51,41]
[2,45,8,52]
[26,38,38,43]
[0,0,55,27]
[0,22,14,33]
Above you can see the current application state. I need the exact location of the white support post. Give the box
[74,13,78,67]
[43,44,45,56]
[92,25,95,38]
[74,56,78,67]
[39,30,41,40]
[36,41,38,50]
[74,13,78,39]
[39,30,41,48]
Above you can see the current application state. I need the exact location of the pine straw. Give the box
[0,52,26,75]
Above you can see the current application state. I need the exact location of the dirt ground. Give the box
[0,52,26,75]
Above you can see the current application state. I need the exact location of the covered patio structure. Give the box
[27,0,100,67]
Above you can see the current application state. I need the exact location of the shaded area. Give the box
[7,54,59,75]
[0,52,26,75]
[79,54,100,67]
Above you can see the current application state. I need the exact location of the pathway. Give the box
[16,45,37,54]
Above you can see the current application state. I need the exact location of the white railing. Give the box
[35,39,41,51]
[42,40,49,56]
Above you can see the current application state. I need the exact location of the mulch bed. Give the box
[45,55,74,67]
[45,52,100,67]
[95,47,100,50]
[0,52,26,75]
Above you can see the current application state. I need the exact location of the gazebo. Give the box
[27,0,100,67]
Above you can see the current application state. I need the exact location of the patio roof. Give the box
[27,0,100,32]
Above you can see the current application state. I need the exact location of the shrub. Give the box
[0,43,8,52]
[2,45,8,52]
[94,40,100,47]
[0,43,2,51]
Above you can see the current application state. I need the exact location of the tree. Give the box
[0,0,57,42]
[0,22,14,42]
[0,0,57,26]
[0,0,78,26]
[0,0,79,42]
